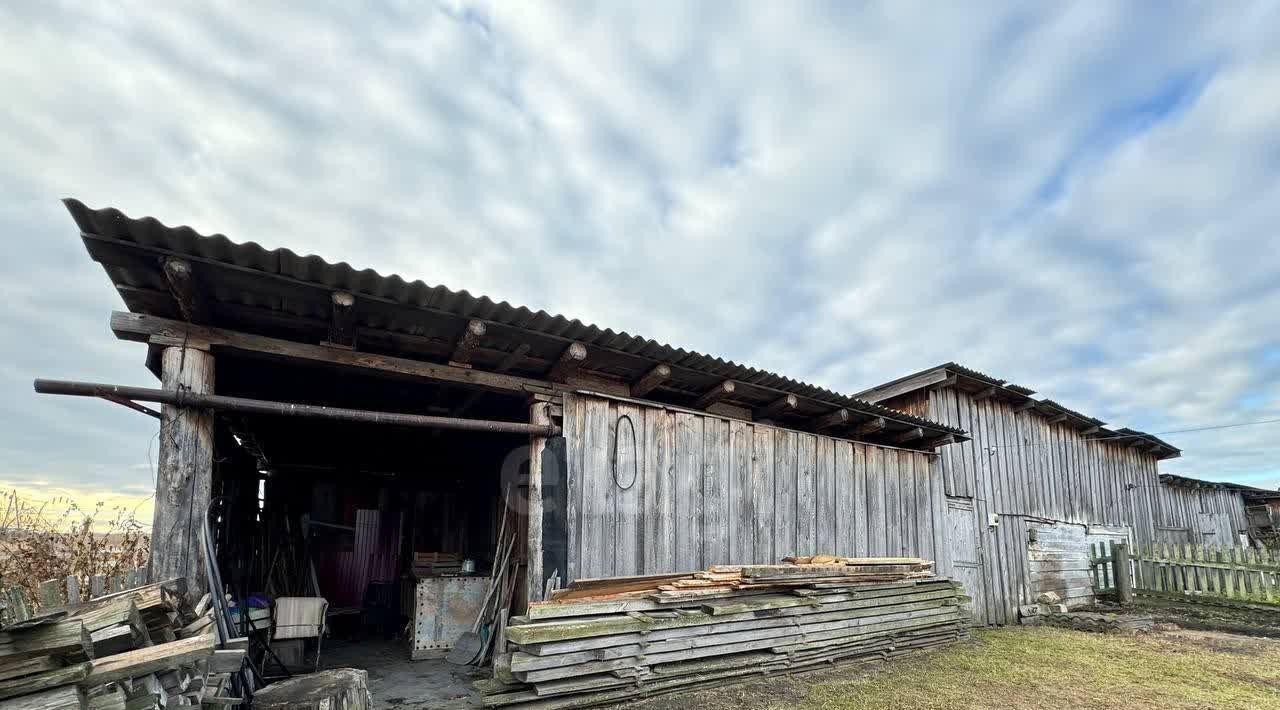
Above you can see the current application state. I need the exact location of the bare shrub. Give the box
[0,490,150,607]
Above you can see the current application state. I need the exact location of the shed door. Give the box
[945,497,986,625]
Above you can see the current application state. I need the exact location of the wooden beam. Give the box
[1046,413,1068,424]
[852,417,886,435]
[892,427,924,443]
[1012,399,1036,412]
[693,380,736,410]
[152,345,215,602]
[757,394,799,419]
[1128,438,1149,448]
[629,364,671,398]
[449,319,487,366]
[855,368,951,403]
[926,374,958,391]
[547,342,588,383]
[1080,426,1101,436]
[920,434,954,449]
[972,386,998,401]
[162,257,200,322]
[326,290,356,347]
[1148,443,1163,454]
[111,311,557,396]
[814,408,851,431]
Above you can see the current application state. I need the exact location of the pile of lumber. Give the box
[479,557,967,708]
[0,580,246,709]
[412,553,463,578]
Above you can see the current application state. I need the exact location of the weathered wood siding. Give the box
[1153,484,1248,544]
[562,393,947,580]
[917,387,1164,625]
[1025,521,1128,608]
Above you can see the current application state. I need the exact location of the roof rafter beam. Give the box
[326,290,356,348]
[852,417,886,435]
[630,364,671,398]
[454,342,532,416]
[1046,413,1069,424]
[972,386,998,401]
[920,433,954,449]
[926,374,958,391]
[1012,399,1037,413]
[162,257,202,323]
[814,408,851,431]
[547,342,588,383]
[757,394,799,420]
[448,319,487,366]
[1080,426,1101,436]
[694,380,736,410]
[892,427,924,443]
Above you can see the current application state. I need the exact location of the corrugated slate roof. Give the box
[65,199,965,441]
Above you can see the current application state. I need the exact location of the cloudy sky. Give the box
[2,1,1279,522]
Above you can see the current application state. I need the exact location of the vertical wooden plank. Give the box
[642,406,675,573]
[674,412,704,571]
[612,402,644,577]
[702,417,731,566]
[915,452,935,565]
[833,440,854,556]
[90,575,105,600]
[866,445,887,556]
[65,575,81,606]
[751,425,776,564]
[580,397,612,578]
[728,420,755,565]
[815,436,835,554]
[883,447,902,557]
[563,395,583,580]
[773,430,798,559]
[898,450,917,556]
[37,580,60,608]
[796,434,817,556]
[852,443,869,557]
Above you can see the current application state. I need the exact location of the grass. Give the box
[632,627,1280,710]
[791,627,1280,710]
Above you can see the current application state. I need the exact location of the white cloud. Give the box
[0,0,1277,494]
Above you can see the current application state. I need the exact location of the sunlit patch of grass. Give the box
[787,627,1280,710]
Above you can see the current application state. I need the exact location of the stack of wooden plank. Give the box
[412,553,463,578]
[479,557,967,708]
[0,581,247,709]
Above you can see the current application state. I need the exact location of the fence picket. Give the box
[65,575,80,605]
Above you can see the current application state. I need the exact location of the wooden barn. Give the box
[1156,473,1265,546]
[855,363,1182,625]
[46,200,979,667]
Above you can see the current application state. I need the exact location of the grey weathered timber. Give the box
[150,344,214,601]
[693,381,735,410]
[251,668,371,710]
[0,661,91,701]
[547,343,587,383]
[327,290,356,347]
[449,319,487,365]
[527,402,551,604]
[7,685,83,710]
[629,364,670,398]
[0,619,92,664]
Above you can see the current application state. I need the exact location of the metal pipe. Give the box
[33,378,561,436]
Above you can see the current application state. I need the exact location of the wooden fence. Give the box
[1091,542,1280,603]
[0,567,147,624]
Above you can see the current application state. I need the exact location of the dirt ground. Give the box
[626,626,1280,710]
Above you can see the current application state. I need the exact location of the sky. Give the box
[2,1,1279,526]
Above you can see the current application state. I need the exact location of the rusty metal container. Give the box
[408,576,488,659]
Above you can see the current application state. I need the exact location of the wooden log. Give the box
[693,381,735,410]
[814,409,851,431]
[149,345,214,603]
[327,291,356,347]
[251,668,370,710]
[972,387,997,401]
[852,417,886,435]
[757,394,798,420]
[892,427,924,443]
[449,319,487,365]
[629,365,670,398]
[0,619,93,664]
[0,661,92,701]
[161,258,200,323]
[80,633,214,686]
[546,343,587,383]
[7,685,83,710]
[0,656,60,682]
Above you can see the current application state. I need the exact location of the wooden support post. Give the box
[972,386,997,401]
[693,380,735,410]
[1113,543,1133,605]
[150,344,215,602]
[892,427,924,444]
[629,364,671,398]
[814,408,851,431]
[449,319,486,366]
[162,258,200,322]
[527,402,552,606]
[757,394,798,420]
[327,291,356,347]
[852,417,886,435]
[547,343,587,383]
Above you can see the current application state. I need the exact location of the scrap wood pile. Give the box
[0,580,246,709]
[478,556,968,708]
